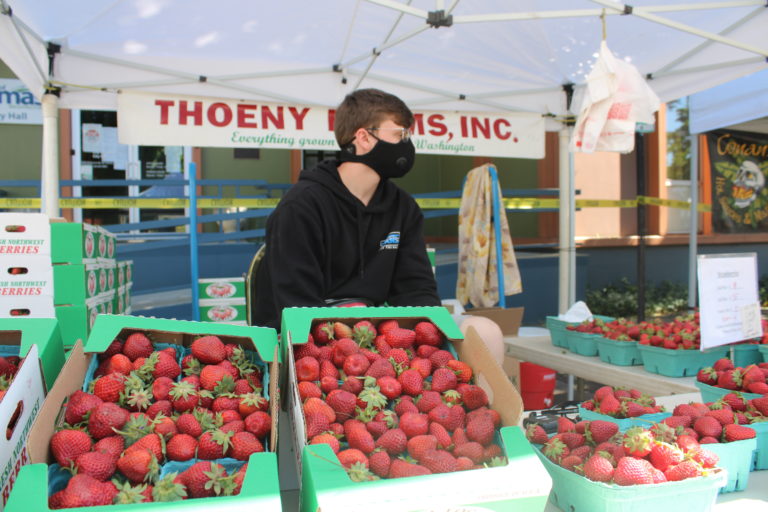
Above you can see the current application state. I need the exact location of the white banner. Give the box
[118,91,545,159]
[0,79,42,125]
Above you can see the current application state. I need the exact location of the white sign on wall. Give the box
[697,253,763,350]
[117,91,545,159]
[0,78,42,125]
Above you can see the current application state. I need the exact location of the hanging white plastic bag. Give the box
[571,41,660,154]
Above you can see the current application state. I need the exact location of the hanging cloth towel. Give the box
[456,164,522,308]
[571,41,660,154]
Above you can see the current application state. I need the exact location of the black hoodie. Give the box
[251,159,440,328]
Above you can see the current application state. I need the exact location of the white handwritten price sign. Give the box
[698,253,762,350]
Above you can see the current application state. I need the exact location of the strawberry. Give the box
[153,415,178,440]
[93,372,126,403]
[649,441,684,472]
[336,448,369,469]
[398,369,424,396]
[311,322,335,346]
[598,394,621,416]
[106,354,133,376]
[705,408,735,426]
[385,328,416,349]
[133,433,164,462]
[446,359,472,383]
[305,412,331,439]
[146,400,173,419]
[190,335,226,364]
[525,424,549,444]
[675,434,700,453]
[394,396,419,416]
[690,448,719,468]
[560,454,583,472]
[244,410,272,439]
[723,423,756,442]
[64,390,103,424]
[117,447,159,484]
[460,385,488,410]
[696,367,718,385]
[197,430,234,459]
[304,397,336,423]
[414,322,442,347]
[409,358,432,379]
[721,392,748,412]
[365,358,396,379]
[59,474,118,507]
[622,427,654,458]
[341,376,364,395]
[717,369,743,390]
[664,460,702,481]
[347,426,376,454]
[420,449,457,473]
[713,358,734,372]
[166,433,198,461]
[585,420,618,444]
[180,461,230,498]
[200,365,234,393]
[100,339,124,360]
[343,353,370,376]
[557,417,576,433]
[238,392,268,417]
[326,389,357,422]
[377,376,402,400]
[466,416,495,446]
[294,341,321,360]
[333,321,353,339]
[400,412,430,438]
[212,395,241,414]
[558,432,586,450]
[94,435,125,462]
[352,320,377,348]
[229,431,264,460]
[429,421,452,449]
[112,481,152,504]
[295,357,320,382]
[168,381,199,413]
[151,377,175,402]
[122,332,154,361]
[613,456,653,485]
[430,368,458,393]
[369,450,391,477]
[388,458,431,478]
[429,350,454,368]
[452,427,469,448]
[375,428,408,455]
[310,433,341,453]
[453,441,484,464]
[74,451,116,481]
[221,419,245,434]
[298,381,323,401]
[377,319,400,335]
[88,402,130,439]
[51,429,92,467]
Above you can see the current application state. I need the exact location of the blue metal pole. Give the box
[488,165,506,308]
[189,162,200,321]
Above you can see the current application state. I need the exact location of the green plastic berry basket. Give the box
[534,448,726,512]
[757,344,768,363]
[567,331,600,357]
[730,344,762,367]
[577,406,671,431]
[637,345,730,377]
[693,380,762,403]
[595,337,643,366]
[744,421,768,470]
[704,438,757,493]
[545,316,570,348]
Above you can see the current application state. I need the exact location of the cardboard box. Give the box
[0,318,66,392]
[281,306,551,511]
[199,299,247,324]
[0,256,54,319]
[0,214,51,257]
[52,263,100,305]
[50,223,99,264]
[0,344,45,512]
[97,226,116,261]
[54,293,112,348]
[199,277,246,300]
[7,315,283,512]
[125,260,133,284]
[467,306,525,336]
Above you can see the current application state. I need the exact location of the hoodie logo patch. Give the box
[380,231,400,250]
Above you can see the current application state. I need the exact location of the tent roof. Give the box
[689,68,768,134]
[2,0,767,130]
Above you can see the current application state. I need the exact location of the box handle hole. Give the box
[4,225,26,233]
[9,309,30,317]
[5,400,23,440]
[7,267,28,275]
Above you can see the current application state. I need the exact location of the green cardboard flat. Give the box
[50,223,99,264]
[0,318,65,391]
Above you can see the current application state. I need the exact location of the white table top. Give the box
[504,334,699,396]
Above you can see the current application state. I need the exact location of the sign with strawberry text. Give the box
[697,253,762,350]
[118,91,545,159]
[707,129,768,233]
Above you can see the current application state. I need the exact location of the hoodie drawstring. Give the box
[357,209,365,278]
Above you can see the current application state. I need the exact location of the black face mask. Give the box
[340,137,416,179]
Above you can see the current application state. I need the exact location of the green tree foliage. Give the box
[667,98,690,180]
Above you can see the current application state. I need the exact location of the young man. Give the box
[251,88,440,328]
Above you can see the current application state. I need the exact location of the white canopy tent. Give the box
[690,68,768,135]
[1,0,767,314]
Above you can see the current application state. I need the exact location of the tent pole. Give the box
[558,127,571,314]
[636,132,647,322]
[568,130,576,307]
[189,162,200,321]
[41,93,60,217]
[688,135,699,310]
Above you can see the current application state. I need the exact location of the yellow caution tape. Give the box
[0,196,712,212]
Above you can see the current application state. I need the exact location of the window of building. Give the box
[666,97,690,180]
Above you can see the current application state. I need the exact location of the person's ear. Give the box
[354,127,375,152]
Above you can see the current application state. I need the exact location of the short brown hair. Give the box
[334,89,414,147]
